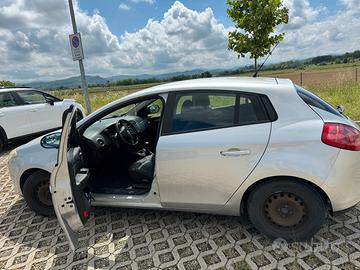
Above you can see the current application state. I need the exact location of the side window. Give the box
[17,91,46,105]
[171,92,236,133]
[238,95,268,124]
[0,92,17,108]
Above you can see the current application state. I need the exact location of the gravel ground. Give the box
[0,152,360,270]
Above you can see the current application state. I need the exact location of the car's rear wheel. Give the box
[0,137,4,153]
[23,171,54,217]
[247,179,327,241]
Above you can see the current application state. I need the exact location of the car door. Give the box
[15,90,61,133]
[156,91,272,210]
[50,106,91,250]
[0,91,33,139]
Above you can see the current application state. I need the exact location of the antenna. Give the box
[253,42,280,78]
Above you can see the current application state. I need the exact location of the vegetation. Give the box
[227,0,289,71]
[0,80,15,87]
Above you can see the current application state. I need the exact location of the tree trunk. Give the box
[254,58,258,74]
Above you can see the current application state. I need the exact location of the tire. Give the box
[247,179,327,241]
[23,171,55,217]
[0,137,4,153]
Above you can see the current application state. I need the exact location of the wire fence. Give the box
[274,67,359,88]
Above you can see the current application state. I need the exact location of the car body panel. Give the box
[7,77,360,222]
[156,122,271,210]
[50,107,91,250]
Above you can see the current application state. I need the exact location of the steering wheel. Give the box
[115,119,139,146]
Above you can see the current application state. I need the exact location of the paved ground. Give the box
[1,153,360,270]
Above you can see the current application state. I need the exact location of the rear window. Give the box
[296,85,344,118]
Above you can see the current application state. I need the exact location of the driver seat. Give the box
[128,154,155,185]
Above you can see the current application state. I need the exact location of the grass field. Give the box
[51,65,360,120]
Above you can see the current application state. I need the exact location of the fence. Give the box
[274,67,359,87]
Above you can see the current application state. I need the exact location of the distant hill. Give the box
[21,69,206,90]
[20,50,360,90]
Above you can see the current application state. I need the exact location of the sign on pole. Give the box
[69,33,84,61]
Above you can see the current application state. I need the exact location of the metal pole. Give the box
[68,0,91,114]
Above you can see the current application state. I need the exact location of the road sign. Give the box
[69,33,84,61]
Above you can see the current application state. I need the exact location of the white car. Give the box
[0,87,85,150]
[8,77,360,249]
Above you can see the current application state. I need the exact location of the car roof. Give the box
[0,87,38,93]
[129,76,294,97]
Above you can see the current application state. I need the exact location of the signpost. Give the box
[69,33,84,61]
[68,0,91,114]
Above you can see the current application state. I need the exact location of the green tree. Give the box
[0,80,15,87]
[227,0,289,73]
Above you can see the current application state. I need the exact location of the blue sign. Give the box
[72,36,80,48]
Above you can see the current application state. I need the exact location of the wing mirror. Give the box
[148,104,161,114]
[337,105,345,114]
[46,98,55,106]
[41,132,61,149]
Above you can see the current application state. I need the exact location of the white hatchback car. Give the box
[0,87,85,150]
[8,77,360,249]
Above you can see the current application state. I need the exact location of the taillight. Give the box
[322,123,360,151]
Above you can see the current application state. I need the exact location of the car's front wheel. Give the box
[247,179,327,241]
[23,171,55,217]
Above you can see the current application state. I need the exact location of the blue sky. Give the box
[0,0,359,82]
[77,0,339,36]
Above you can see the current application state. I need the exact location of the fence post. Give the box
[300,72,303,86]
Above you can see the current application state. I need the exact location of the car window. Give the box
[296,85,344,118]
[171,92,236,133]
[17,91,46,105]
[0,92,17,108]
[238,95,268,124]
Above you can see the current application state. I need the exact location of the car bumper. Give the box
[8,149,23,195]
[322,149,360,212]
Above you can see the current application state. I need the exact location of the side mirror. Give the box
[46,99,54,106]
[337,105,345,114]
[148,104,161,115]
[41,132,61,149]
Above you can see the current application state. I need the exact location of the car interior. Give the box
[75,98,165,196]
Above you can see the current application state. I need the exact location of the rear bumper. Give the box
[321,149,360,212]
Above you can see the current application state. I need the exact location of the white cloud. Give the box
[0,0,359,82]
[119,3,130,11]
[129,0,156,5]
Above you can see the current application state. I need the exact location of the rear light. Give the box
[322,123,360,151]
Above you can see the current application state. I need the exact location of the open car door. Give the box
[50,105,91,250]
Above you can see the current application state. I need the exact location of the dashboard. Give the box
[83,115,149,149]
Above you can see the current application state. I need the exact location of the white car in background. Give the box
[7,77,360,249]
[0,87,85,150]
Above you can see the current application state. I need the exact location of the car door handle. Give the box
[29,108,38,112]
[220,148,251,157]
[0,112,4,117]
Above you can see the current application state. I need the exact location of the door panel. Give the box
[16,91,61,133]
[0,92,32,139]
[156,123,271,210]
[50,106,91,250]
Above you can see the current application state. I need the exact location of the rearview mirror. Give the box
[148,104,161,115]
[41,132,61,149]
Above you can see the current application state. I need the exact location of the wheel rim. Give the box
[264,192,306,228]
[35,181,52,206]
